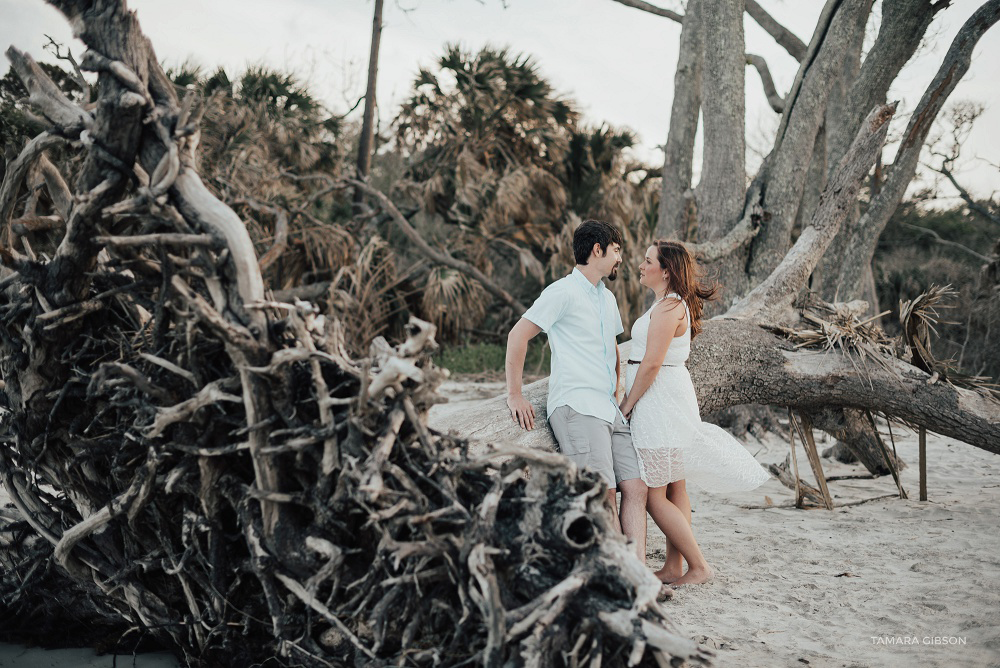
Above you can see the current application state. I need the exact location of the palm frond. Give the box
[900,285,998,396]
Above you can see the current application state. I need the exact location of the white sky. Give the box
[3,0,999,202]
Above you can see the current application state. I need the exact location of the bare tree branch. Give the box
[901,222,993,263]
[731,103,896,321]
[0,133,65,234]
[350,179,527,313]
[745,0,807,61]
[4,47,92,134]
[836,0,1000,298]
[611,0,809,68]
[936,164,1000,226]
[748,0,872,284]
[609,0,683,22]
[686,204,762,261]
[746,53,785,112]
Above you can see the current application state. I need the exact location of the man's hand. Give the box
[507,394,536,430]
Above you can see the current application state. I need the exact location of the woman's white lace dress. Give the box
[625,295,770,492]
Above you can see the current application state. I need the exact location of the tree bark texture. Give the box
[355,0,383,188]
[745,0,807,61]
[747,0,873,284]
[696,0,746,241]
[657,0,703,239]
[729,104,896,322]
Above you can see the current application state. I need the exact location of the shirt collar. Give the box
[571,267,603,294]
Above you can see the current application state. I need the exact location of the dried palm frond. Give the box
[493,167,534,221]
[421,266,488,340]
[421,172,447,214]
[452,146,495,213]
[779,296,899,385]
[327,236,412,355]
[900,284,999,396]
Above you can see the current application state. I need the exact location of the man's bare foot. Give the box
[671,565,713,586]
[654,566,684,584]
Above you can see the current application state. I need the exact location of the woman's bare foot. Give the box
[654,566,685,584]
[671,565,713,586]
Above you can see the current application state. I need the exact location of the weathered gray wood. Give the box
[697,0,746,241]
[746,54,785,113]
[809,407,906,475]
[747,0,873,284]
[795,412,834,510]
[836,0,1000,298]
[729,104,895,322]
[745,0,807,61]
[919,427,928,501]
[610,0,683,22]
[657,0,703,239]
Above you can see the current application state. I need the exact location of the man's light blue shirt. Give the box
[522,268,624,423]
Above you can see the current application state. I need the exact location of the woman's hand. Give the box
[619,398,634,421]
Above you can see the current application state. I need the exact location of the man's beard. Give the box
[607,264,620,281]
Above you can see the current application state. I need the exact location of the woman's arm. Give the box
[620,299,685,418]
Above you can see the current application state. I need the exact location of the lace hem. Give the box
[636,447,686,488]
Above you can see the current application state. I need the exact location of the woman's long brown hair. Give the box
[653,240,719,338]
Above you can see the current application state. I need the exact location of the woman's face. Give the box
[637,246,665,291]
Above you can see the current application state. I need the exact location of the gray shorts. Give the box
[548,405,642,488]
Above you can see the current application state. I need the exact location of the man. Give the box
[505,219,648,558]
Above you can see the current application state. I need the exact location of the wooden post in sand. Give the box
[787,408,804,507]
[795,412,834,510]
[919,427,927,501]
[864,410,908,500]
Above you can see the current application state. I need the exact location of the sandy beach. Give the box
[429,379,1000,668]
[1,377,997,667]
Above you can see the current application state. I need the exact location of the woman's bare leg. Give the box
[646,485,712,585]
[661,480,691,580]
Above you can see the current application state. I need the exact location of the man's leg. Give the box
[606,488,622,533]
[549,406,623,532]
[611,414,648,561]
[618,478,648,559]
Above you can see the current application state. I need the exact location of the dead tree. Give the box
[440,107,1000,459]
[612,0,1000,471]
[0,2,712,667]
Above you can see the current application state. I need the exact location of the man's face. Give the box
[597,242,623,281]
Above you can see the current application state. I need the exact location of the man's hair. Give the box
[573,220,623,265]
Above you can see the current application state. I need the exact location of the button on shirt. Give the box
[522,268,624,423]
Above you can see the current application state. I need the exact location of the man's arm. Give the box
[615,343,622,402]
[506,318,542,430]
[615,343,621,383]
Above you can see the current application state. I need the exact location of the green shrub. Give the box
[435,340,551,376]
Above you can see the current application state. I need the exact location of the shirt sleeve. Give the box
[522,282,568,333]
[611,294,625,337]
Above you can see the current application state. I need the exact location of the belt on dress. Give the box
[626,360,681,366]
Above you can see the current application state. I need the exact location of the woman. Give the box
[620,241,770,585]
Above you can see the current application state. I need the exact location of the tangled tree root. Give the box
[0,3,710,665]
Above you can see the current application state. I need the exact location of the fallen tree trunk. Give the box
[438,318,1000,457]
